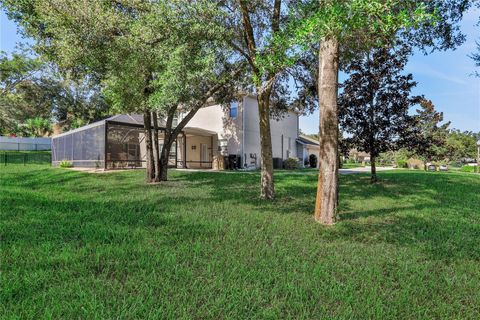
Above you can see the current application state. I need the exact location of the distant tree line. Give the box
[0,50,108,137]
[338,45,479,180]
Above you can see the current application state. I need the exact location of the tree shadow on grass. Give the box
[169,170,450,217]
[2,187,214,249]
[4,167,479,264]
[331,212,480,261]
[169,170,480,262]
[0,166,83,187]
[1,186,218,305]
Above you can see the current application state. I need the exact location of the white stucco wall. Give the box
[243,96,299,167]
[182,95,299,168]
[184,103,242,156]
[185,135,213,168]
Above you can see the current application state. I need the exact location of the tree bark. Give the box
[314,38,339,225]
[158,109,176,182]
[143,110,155,183]
[370,154,377,183]
[159,138,172,181]
[237,1,279,200]
[152,111,161,182]
[257,89,275,200]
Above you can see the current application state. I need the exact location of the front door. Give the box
[200,143,209,166]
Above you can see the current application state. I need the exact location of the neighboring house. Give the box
[51,94,304,170]
[296,135,320,168]
[348,149,370,163]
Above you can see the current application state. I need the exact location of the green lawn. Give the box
[1,165,479,319]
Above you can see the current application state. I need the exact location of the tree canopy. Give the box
[409,99,451,165]
[339,45,422,182]
[2,0,239,181]
[0,50,107,136]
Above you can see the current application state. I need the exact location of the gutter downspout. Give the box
[281,134,284,160]
[104,120,108,170]
[242,97,246,168]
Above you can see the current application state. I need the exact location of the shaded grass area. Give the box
[1,165,479,319]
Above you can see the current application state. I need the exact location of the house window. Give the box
[172,113,178,127]
[230,102,238,118]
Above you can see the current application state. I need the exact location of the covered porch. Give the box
[104,121,217,170]
[178,127,217,169]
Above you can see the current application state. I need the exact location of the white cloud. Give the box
[407,61,469,85]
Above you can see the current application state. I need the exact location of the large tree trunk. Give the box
[152,111,161,182]
[158,111,176,182]
[257,89,275,200]
[159,138,173,182]
[143,110,155,183]
[314,38,339,225]
[370,153,377,183]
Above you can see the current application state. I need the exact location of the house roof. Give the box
[106,114,168,127]
[296,135,319,146]
[53,114,168,138]
[106,114,144,125]
[183,127,217,136]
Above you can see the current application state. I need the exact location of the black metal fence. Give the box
[1,152,51,165]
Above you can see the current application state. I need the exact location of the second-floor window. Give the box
[172,113,179,127]
[230,102,238,118]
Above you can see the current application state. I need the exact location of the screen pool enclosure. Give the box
[51,115,184,170]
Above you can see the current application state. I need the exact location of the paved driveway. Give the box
[339,166,395,174]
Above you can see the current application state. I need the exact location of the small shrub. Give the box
[396,159,407,168]
[284,157,300,170]
[309,154,318,168]
[59,160,73,168]
[406,158,423,170]
[378,151,395,165]
[460,165,475,173]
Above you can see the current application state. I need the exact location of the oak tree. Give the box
[291,0,475,224]
[218,1,316,199]
[2,0,237,182]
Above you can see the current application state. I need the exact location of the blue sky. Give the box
[300,8,480,134]
[1,9,479,133]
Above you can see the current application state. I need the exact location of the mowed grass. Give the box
[1,166,479,319]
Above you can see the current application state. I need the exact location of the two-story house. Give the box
[51,94,317,170]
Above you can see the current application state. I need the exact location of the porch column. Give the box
[183,133,187,169]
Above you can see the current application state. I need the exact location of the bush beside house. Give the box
[284,158,300,170]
